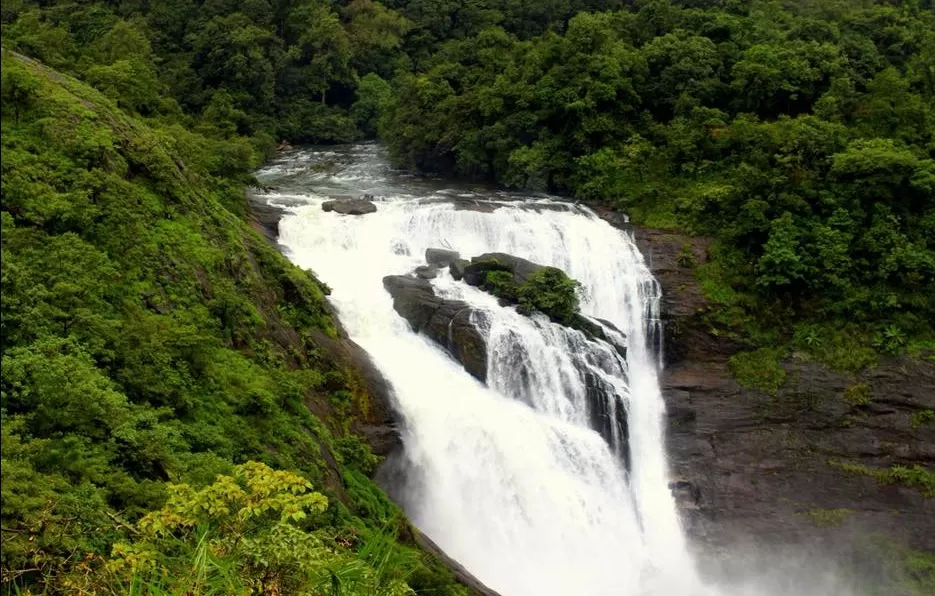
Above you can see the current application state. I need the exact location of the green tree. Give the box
[351,72,394,137]
[190,13,285,112]
[286,0,352,105]
[640,31,721,117]
[731,41,841,117]
[344,0,412,76]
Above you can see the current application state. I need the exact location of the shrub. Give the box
[516,267,581,325]
[844,382,872,407]
[729,347,787,395]
[475,263,582,325]
[832,461,935,498]
[481,269,520,301]
[803,508,852,527]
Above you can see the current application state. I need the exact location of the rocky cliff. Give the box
[627,223,935,574]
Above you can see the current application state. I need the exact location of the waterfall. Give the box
[257,144,710,596]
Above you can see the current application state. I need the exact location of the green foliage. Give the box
[832,461,935,498]
[103,462,420,595]
[517,268,582,325]
[728,347,787,395]
[475,263,582,325]
[1,0,417,144]
[0,54,463,595]
[3,0,934,591]
[803,508,852,528]
[352,73,395,137]
[375,0,935,357]
[107,462,331,592]
[843,382,872,407]
[335,436,380,476]
[481,269,520,302]
[791,324,879,372]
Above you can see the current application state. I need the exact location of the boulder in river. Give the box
[425,248,461,268]
[449,259,470,281]
[460,252,625,346]
[415,265,439,280]
[322,198,377,215]
[382,275,488,382]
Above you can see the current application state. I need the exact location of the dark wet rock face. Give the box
[247,199,285,244]
[663,354,935,551]
[382,275,488,382]
[584,371,630,469]
[449,259,470,281]
[452,198,502,213]
[322,198,377,215]
[604,222,935,558]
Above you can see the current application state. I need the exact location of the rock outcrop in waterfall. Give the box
[382,249,631,466]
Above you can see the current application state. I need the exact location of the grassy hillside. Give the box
[0,51,467,595]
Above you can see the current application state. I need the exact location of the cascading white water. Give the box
[256,144,711,596]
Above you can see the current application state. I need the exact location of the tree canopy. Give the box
[376,0,935,356]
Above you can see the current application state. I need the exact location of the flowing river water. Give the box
[253,144,849,596]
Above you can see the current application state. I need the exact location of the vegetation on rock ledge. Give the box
[473,259,582,325]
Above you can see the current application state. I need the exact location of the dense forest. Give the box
[1,0,933,594]
[4,0,933,356]
[381,0,935,370]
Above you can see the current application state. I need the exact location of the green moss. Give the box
[844,382,872,407]
[832,461,935,498]
[851,534,935,596]
[802,508,853,527]
[729,347,787,395]
[910,409,934,429]
[903,551,935,596]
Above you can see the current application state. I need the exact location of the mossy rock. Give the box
[462,253,582,326]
